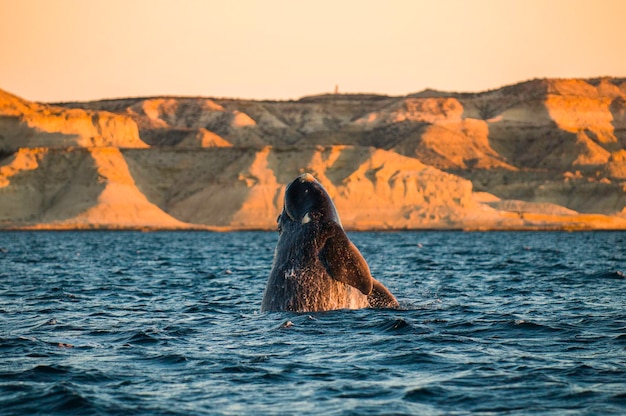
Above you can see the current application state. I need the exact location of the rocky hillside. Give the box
[1,78,626,230]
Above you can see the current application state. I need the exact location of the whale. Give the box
[261,173,398,312]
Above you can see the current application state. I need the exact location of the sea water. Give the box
[1,231,625,415]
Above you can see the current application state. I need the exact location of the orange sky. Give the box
[1,0,625,102]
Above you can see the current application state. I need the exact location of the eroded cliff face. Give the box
[0,147,187,229]
[1,78,626,230]
[0,89,147,150]
[121,145,492,230]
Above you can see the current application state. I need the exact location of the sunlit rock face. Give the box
[1,77,626,230]
[0,89,147,151]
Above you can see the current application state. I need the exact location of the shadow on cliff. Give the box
[610,96,626,149]
[123,147,262,227]
[486,99,582,172]
[0,148,104,225]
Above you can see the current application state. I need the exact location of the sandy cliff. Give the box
[1,78,626,230]
[0,147,188,229]
[0,89,147,150]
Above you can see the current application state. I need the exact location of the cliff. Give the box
[1,78,626,230]
[0,89,147,150]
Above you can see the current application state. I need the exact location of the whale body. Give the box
[261,173,398,312]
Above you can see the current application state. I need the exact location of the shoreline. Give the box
[1,224,625,232]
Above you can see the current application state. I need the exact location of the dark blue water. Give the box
[1,231,625,415]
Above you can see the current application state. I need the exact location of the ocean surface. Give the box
[1,231,625,415]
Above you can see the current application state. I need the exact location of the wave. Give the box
[404,385,451,402]
[3,364,114,385]
[152,352,189,365]
[8,382,94,414]
[9,364,71,382]
[126,330,162,345]
[509,319,563,333]
[589,270,625,280]
[374,317,427,335]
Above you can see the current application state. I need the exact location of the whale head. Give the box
[281,173,341,227]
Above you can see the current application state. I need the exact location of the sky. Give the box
[1,0,625,102]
